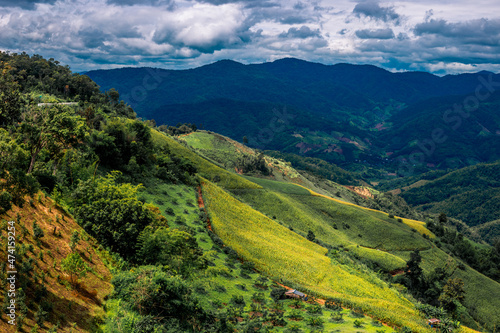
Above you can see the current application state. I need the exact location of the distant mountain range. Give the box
[86,58,500,177]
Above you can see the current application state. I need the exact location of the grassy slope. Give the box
[151,129,261,190]
[146,130,498,331]
[232,178,428,271]
[202,179,432,332]
[0,193,113,333]
[138,179,396,333]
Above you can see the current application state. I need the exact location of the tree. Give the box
[61,252,88,287]
[111,266,214,330]
[438,212,448,224]
[20,105,85,174]
[72,172,155,259]
[69,230,80,252]
[0,62,23,125]
[307,230,316,242]
[0,128,28,174]
[439,278,466,318]
[136,226,205,276]
[405,249,423,294]
[33,221,44,241]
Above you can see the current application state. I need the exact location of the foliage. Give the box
[72,172,156,259]
[136,226,205,276]
[0,191,12,214]
[111,266,215,331]
[20,104,86,173]
[401,161,500,227]
[33,221,44,240]
[61,252,88,287]
[69,230,80,252]
[0,62,23,125]
[151,129,262,189]
[439,278,466,318]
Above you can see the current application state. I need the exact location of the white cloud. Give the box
[0,0,499,73]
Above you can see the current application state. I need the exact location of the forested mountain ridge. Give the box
[1,51,499,333]
[87,58,500,177]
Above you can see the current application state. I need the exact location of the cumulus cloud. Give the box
[355,28,395,39]
[152,4,252,53]
[414,18,500,46]
[279,26,321,39]
[352,1,400,24]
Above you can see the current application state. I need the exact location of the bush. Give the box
[307,316,324,327]
[0,191,12,214]
[270,287,286,302]
[223,246,239,260]
[33,221,44,240]
[353,319,364,328]
[325,298,342,311]
[330,312,344,323]
[306,304,322,315]
[230,295,246,308]
[287,309,303,320]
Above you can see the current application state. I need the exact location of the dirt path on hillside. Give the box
[197,185,213,232]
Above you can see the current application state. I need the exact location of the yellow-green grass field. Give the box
[233,184,429,252]
[202,180,434,332]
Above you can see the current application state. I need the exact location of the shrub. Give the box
[33,221,44,240]
[270,288,286,302]
[330,312,344,323]
[0,191,12,214]
[251,292,266,304]
[325,298,342,311]
[307,304,323,315]
[287,309,303,320]
[353,319,364,328]
[350,308,365,318]
[230,295,246,308]
[307,316,324,327]
[223,246,239,260]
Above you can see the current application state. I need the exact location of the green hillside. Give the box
[1,51,499,333]
[202,180,428,332]
[399,161,500,227]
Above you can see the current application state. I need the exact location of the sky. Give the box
[1,0,500,74]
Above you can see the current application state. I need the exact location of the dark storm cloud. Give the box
[78,28,110,49]
[279,26,321,39]
[355,28,394,39]
[414,18,500,46]
[352,1,400,24]
[0,0,56,10]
